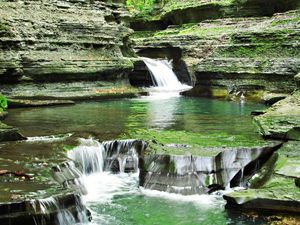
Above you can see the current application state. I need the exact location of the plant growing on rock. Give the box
[126,0,157,13]
[0,94,8,112]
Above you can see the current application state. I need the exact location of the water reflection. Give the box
[4,97,266,141]
[137,95,180,129]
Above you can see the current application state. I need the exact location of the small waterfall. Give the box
[142,57,190,91]
[102,139,146,173]
[30,195,90,225]
[67,138,106,175]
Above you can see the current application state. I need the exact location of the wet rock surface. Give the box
[224,141,300,214]
[0,193,91,225]
[0,121,26,142]
[140,143,282,195]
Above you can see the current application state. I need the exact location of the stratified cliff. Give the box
[130,0,300,102]
[0,0,136,101]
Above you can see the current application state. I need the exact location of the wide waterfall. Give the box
[50,137,279,225]
[142,57,191,91]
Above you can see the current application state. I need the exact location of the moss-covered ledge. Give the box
[254,91,300,141]
[224,141,300,214]
[223,89,300,217]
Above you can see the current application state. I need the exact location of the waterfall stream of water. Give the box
[141,57,191,94]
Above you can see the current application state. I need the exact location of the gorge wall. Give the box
[130,0,300,102]
[0,0,135,102]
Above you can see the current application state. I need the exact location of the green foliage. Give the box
[126,0,156,13]
[0,94,8,112]
[63,145,76,152]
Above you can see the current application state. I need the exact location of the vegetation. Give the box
[126,0,157,13]
[0,94,8,112]
[120,129,267,156]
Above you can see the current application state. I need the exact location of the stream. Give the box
[2,96,268,224]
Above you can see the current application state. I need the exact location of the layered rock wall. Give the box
[0,0,134,100]
[131,1,300,102]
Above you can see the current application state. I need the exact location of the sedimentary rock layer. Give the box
[0,0,134,99]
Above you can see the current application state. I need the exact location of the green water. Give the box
[5,96,265,145]
[3,96,268,224]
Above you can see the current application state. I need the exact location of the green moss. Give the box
[120,129,267,156]
[162,0,234,14]
[271,15,300,26]
[126,0,157,18]
[216,44,299,58]
[0,94,8,112]
[0,22,9,32]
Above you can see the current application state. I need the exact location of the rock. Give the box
[224,141,300,214]
[1,81,140,102]
[8,99,75,108]
[140,142,282,195]
[224,186,300,213]
[132,10,300,101]
[0,111,8,120]
[0,0,135,101]
[295,73,300,88]
[295,178,300,188]
[130,0,300,29]
[263,93,288,105]
[254,91,300,140]
[0,122,26,142]
[0,193,91,225]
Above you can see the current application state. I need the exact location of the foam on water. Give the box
[26,133,73,142]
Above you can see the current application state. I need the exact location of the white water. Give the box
[142,57,191,95]
[63,139,228,225]
[67,138,105,175]
[26,133,73,142]
[32,196,89,225]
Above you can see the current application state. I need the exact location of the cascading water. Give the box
[67,138,106,175]
[142,57,191,92]
[64,139,143,205]
[60,139,228,225]
[29,195,90,225]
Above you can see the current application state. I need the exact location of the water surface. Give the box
[3,96,267,224]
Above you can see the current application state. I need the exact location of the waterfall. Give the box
[29,195,90,225]
[142,57,190,91]
[67,138,106,175]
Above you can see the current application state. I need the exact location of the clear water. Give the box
[5,96,264,140]
[3,96,267,224]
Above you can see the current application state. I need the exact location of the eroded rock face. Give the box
[0,0,134,100]
[132,11,300,101]
[0,193,91,225]
[139,143,282,195]
[224,141,300,214]
[130,0,300,29]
